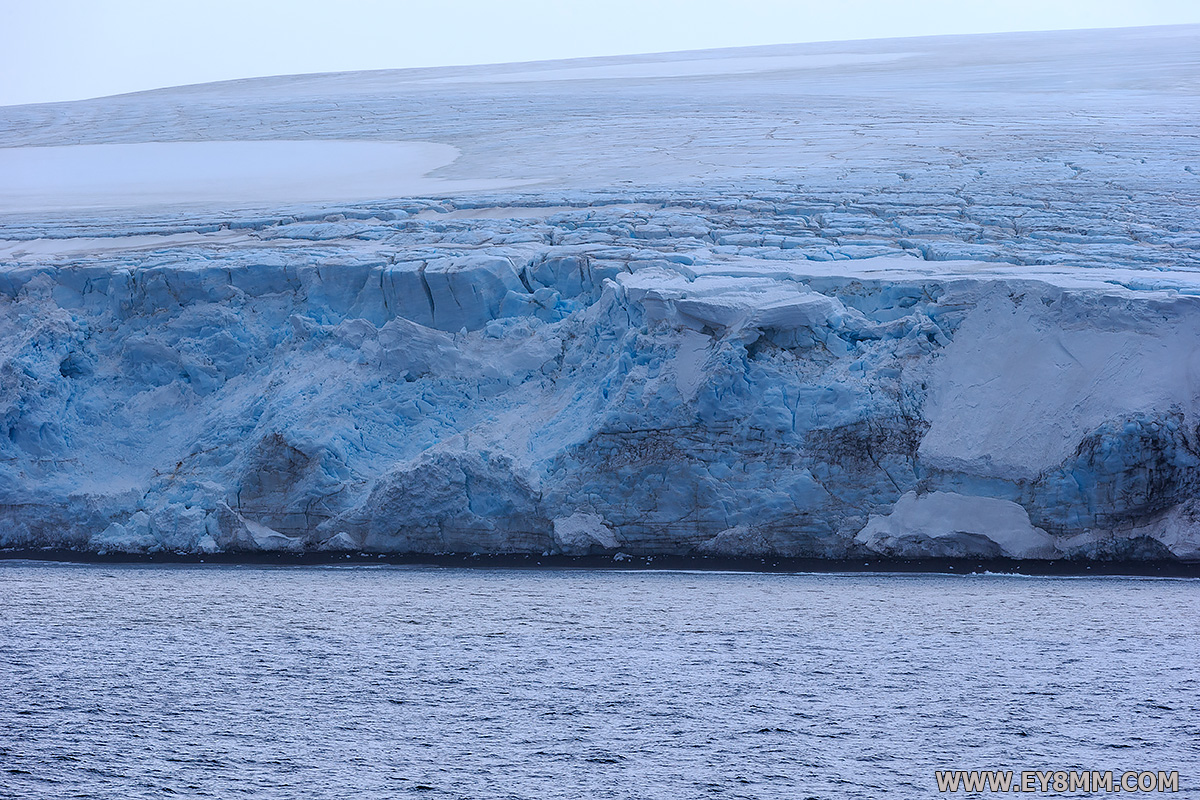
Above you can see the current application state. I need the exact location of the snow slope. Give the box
[1,25,1199,560]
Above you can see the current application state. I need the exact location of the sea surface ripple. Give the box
[1,563,1197,799]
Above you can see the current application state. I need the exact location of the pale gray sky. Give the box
[3,0,1199,106]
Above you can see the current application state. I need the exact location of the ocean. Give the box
[1,563,1196,798]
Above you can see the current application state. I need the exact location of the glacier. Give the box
[1,25,1199,561]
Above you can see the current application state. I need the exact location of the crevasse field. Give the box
[1,26,1199,561]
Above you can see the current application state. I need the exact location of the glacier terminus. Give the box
[1,25,1199,563]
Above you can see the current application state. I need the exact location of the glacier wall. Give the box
[2,201,1199,561]
[2,26,1199,560]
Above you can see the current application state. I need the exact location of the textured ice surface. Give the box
[1,25,1198,559]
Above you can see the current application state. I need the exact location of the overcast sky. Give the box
[4,0,1199,106]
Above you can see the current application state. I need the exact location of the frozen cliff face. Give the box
[1,25,1199,560]
[3,237,1199,561]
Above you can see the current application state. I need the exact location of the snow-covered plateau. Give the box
[1,26,1199,561]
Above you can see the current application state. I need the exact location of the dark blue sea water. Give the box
[1,563,1196,799]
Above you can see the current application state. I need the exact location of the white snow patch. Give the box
[318,531,361,552]
[1141,503,1200,561]
[619,269,846,332]
[673,329,712,400]
[0,140,530,212]
[919,291,1200,479]
[417,206,578,220]
[552,512,619,554]
[0,230,257,259]
[245,520,303,552]
[429,53,915,84]
[724,254,1200,295]
[856,491,1059,559]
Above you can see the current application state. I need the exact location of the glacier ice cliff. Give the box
[1,25,1199,561]
[2,219,1199,562]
